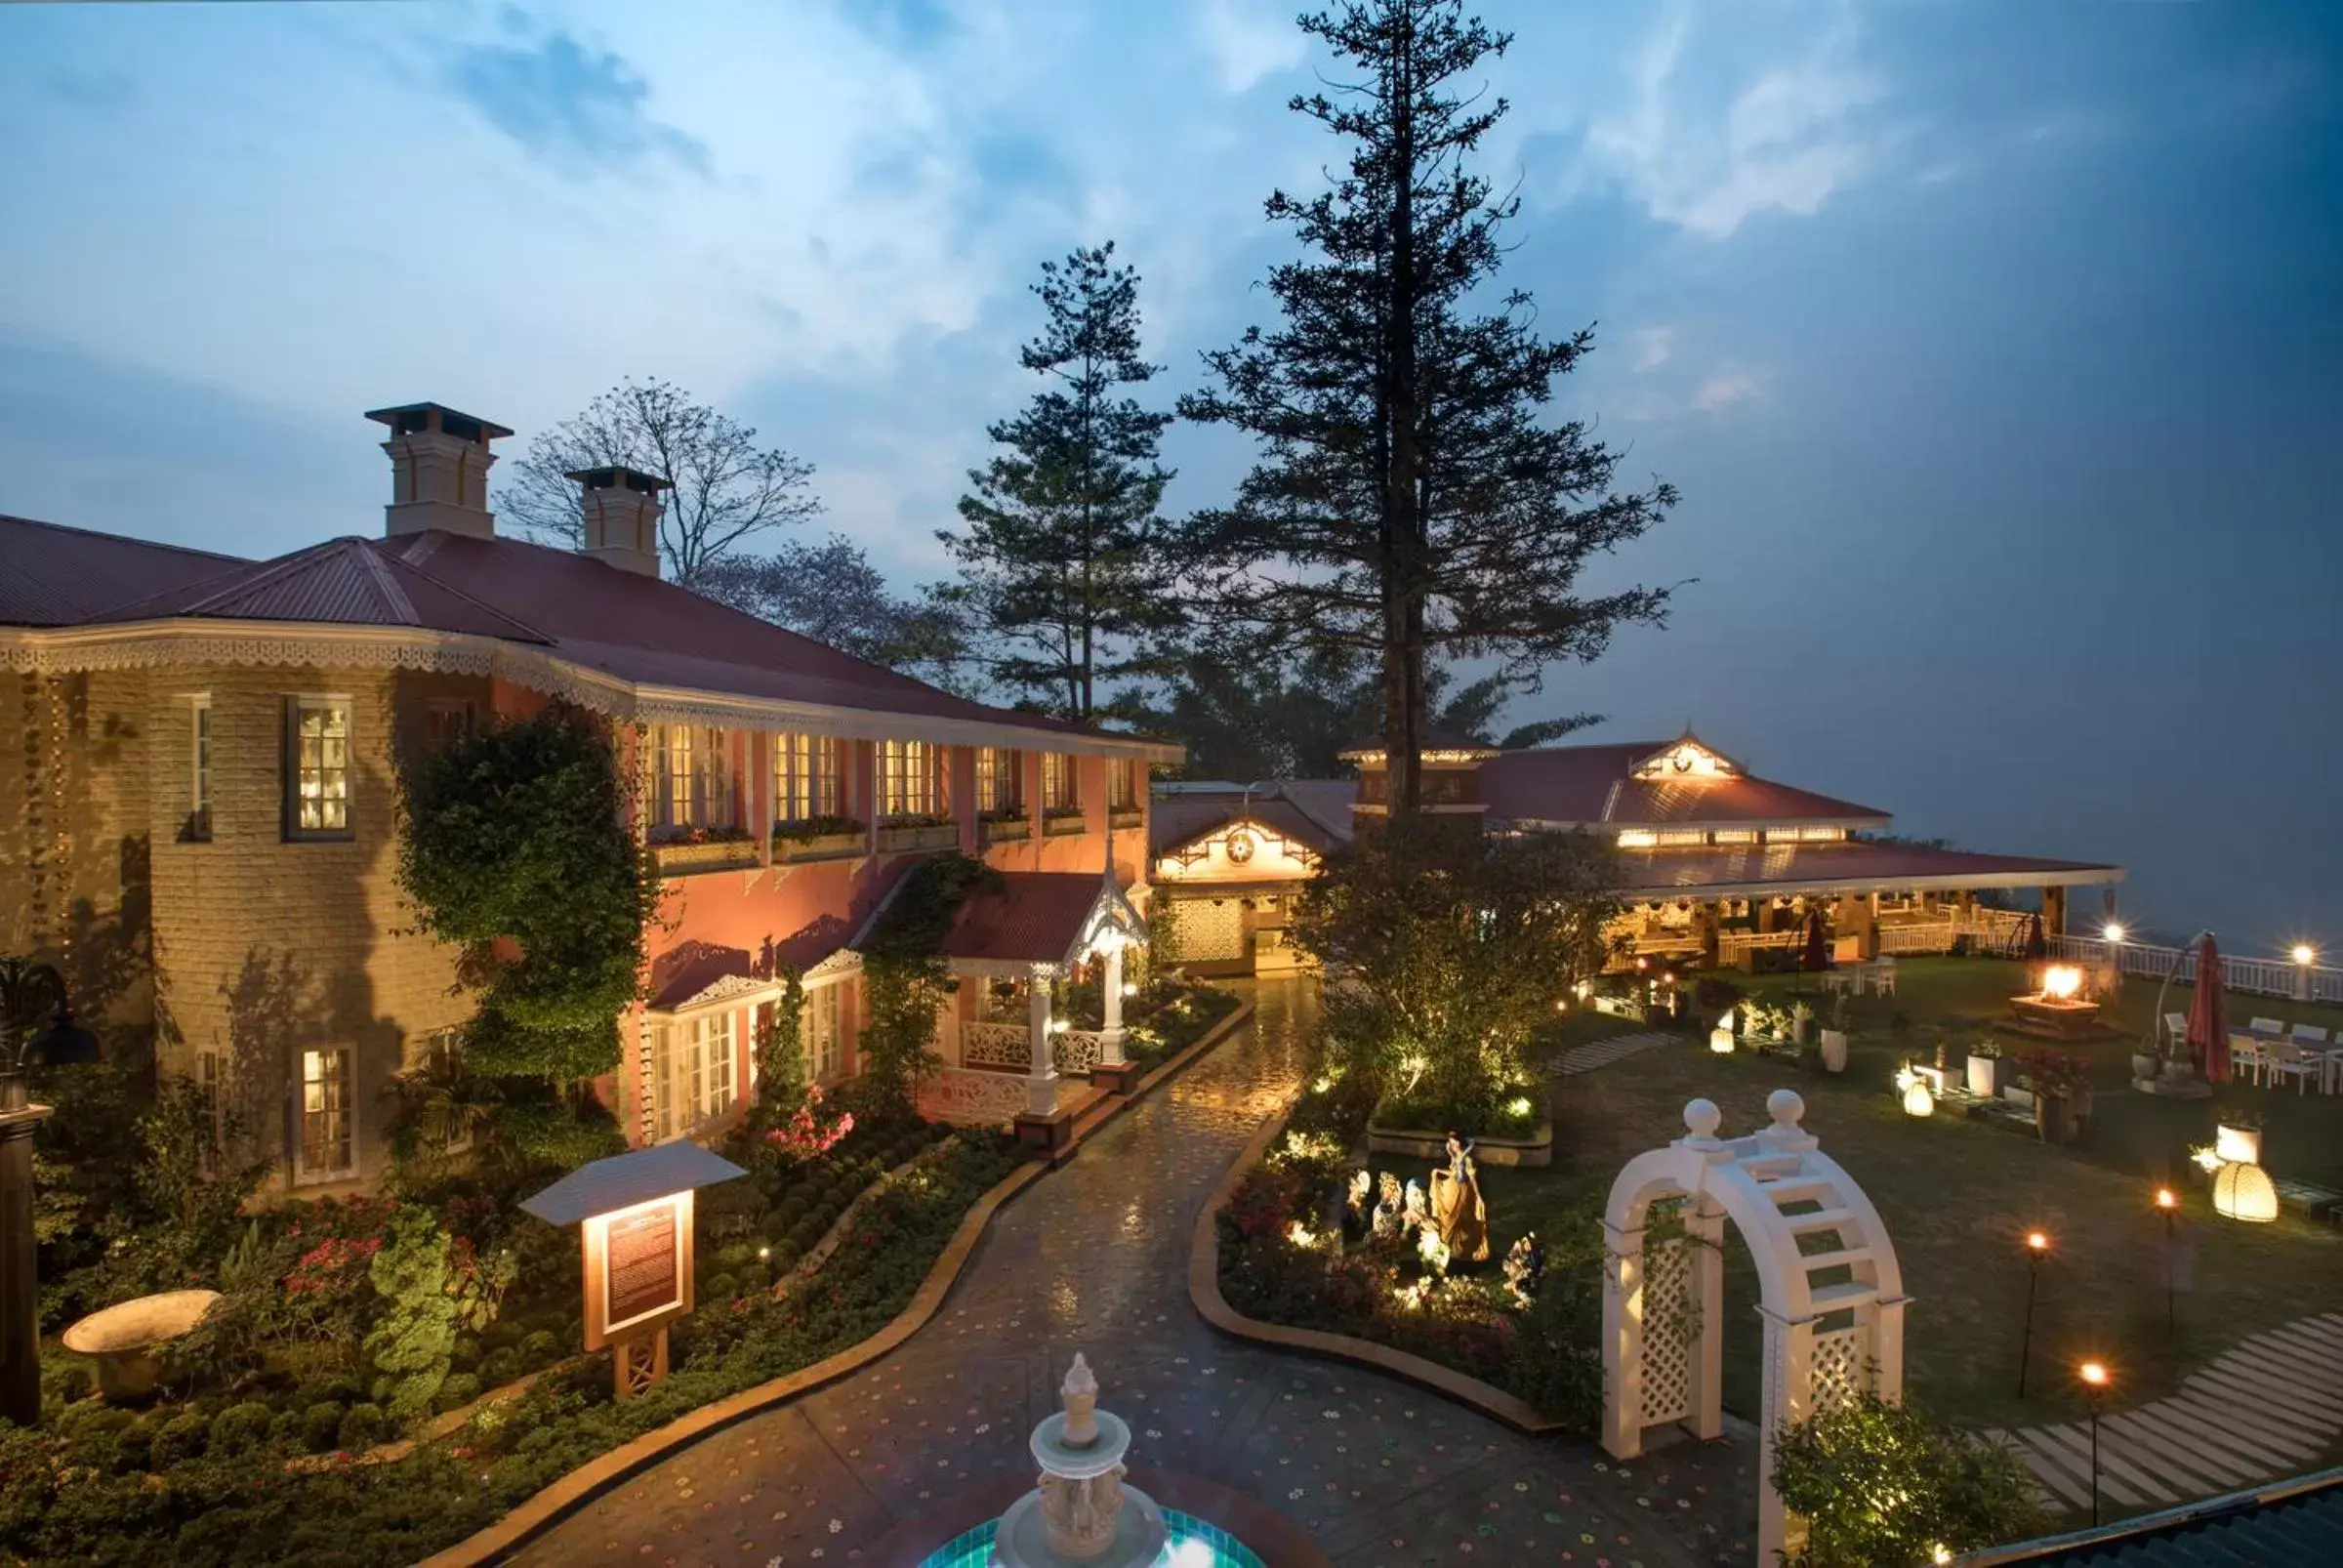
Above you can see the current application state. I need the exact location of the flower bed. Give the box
[1210,1079,1603,1426]
[1102,983,1242,1074]
[6,1131,1024,1567]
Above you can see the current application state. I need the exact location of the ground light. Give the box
[2078,1361,2112,1526]
[2016,1231,2050,1399]
[2213,1159,2280,1222]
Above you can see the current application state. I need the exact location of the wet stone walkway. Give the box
[514,980,1758,1568]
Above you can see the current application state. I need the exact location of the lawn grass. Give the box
[1454,958,2343,1448]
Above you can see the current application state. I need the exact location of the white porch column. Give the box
[1026,969,1059,1117]
[1097,941,1128,1067]
[1599,1217,1646,1460]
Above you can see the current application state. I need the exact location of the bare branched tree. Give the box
[499,378,822,587]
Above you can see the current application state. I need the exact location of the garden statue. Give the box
[1429,1130,1490,1263]
[1402,1177,1430,1237]
[1346,1167,1372,1216]
[1371,1173,1404,1246]
[1503,1231,1544,1306]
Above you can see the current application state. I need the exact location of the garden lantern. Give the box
[2078,1361,2111,1525]
[521,1141,746,1401]
[2155,1188,2178,1337]
[2016,1231,2049,1399]
[2212,1159,2279,1223]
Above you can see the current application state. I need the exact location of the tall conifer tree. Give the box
[944,244,1175,722]
[1177,1,1675,811]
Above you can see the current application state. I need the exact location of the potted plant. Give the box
[2159,1048,2197,1087]
[1818,994,1850,1075]
[2129,1036,2161,1085]
[2016,1051,2091,1144]
[1792,1000,1815,1047]
[1967,1036,2006,1098]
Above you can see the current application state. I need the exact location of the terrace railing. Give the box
[2038,932,2341,1005]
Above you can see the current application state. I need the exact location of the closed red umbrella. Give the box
[1801,908,1830,972]
[2023,911,2047,961]
[2188,933,2230,1084]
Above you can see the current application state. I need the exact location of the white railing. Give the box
[1876,923,1955,956]
[1054,1030,1102,1074]
[962,1020,1031,1070]
[1987,931,2343,1006]
[1717,930,1803,961]
[919,1067,1032,1125]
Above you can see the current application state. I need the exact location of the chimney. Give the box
[568,466,669,577]
[364,403,513,539]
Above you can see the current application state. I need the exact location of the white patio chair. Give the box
[2163,1011,2190,1051]
[2290,1023,2329,1045]
[2229,1032,2269,1087]
[2251,1015,2286,1036]
[1873,957,1898,997]
[2267,1042,2321,1095]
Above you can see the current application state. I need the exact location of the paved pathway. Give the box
[1557,1030,1674,1077]
[514,981,1756,1567]
[1991,1311,2343,1516]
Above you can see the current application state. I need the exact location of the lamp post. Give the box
[1,957,103,1428]
[2016,1229,2049,1398]
[2292,944,2318,1004]
[2078,1361,2111,1526]
[2155,1187,2179,1338]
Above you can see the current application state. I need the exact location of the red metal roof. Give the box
[937,872,1110,965]
[91,537,553,642]
[1477,742,1889,827]
[1149,787,1352,859]
[0,515,248,627]
[1609,841,2121,896]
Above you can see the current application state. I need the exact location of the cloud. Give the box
[1628,326,1676,372]
[1196,0,1308,94]
[1576,3,1886,239]
[1690,362,1771,412]
[447,27,711,177]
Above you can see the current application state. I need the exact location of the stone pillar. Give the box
[1599,1218,1646,1460]
[1026,971,1058,1118]
[2042,886,2068,937]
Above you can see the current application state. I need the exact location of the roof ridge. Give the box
[176,537,366,616]
[350,540,420,625]
[0,513,252,565]
[366,535,554,644]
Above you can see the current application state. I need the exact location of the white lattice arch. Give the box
[1600,1089,1909,1565]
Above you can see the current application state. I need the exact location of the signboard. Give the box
[603,1201,681,1333]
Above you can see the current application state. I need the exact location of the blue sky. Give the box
[3,1,2337,954]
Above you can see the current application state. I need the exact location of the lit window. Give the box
[1710,829,1757,845]
[286,698,351,839]
[1042,753,1079,814]
[773,732,843,823]
[805,984,843,1082]
[299,1047,355,1180]
[649,724,735,835]
[1617,830,1658,848]
[976,746,1022,817]
[650,1012,737,1138]
[186,696,213,842]
[879,739,940,819]
[1652,829,1706,846]
[1108,758,1138,810]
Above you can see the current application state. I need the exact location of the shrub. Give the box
[337,1402,387,1452]
[519,1330,558,1367]
[152,1410,210,1467]
[809,1203,840,1232]
[478,1347,520,1386]
[209,1401,275,1458]
[302,1402,346,1453]
[110,1414,156,1471]
[365,1206,518,1419]
[1772,1390,2046,1567]
[774,1197,809,1229]
[768,1241,802,1272]
[267,1409,304,1448]
[704,1272,739,1302]
[435,1372,483,1414]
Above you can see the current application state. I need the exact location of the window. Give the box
[975,747,1021,817]
[286,698,352,838]
[298,1047,355,1180]
[773,732,843,823]
[1710,829,1758,846]
[649,724,735,836]
[185,696,213,842]
[1108,758,1138,811]
[879,738,941,819]
[1041,752,1079,813]
[1617,830,1658,848]
[425,701,475,751]
[805,984,843,1082]
[649,1012,736,1139]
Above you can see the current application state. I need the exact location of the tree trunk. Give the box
[1381,26,1424,816]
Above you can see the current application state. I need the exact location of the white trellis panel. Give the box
[1168,895,1246,962]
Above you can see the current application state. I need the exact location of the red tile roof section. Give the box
[1477,742,1890,827]
[937,872,1108,966]
[1611,841,2121,896]
[0,515,249,627]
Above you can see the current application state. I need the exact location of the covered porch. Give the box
[919,871,1148,1152]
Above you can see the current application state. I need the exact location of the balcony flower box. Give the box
[877,817,961,854]
[1043,807,1087,837]
[1108,806,1144,830]
[980,813,1031,845]
[772,818,867,863]
[651,833,759,875]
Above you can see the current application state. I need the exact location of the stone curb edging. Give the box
[1188,1091,1570,1437]
[420,994,1254,1566]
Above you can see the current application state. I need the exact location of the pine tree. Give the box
[1177,0,1676,811]
[943,244,1176,722]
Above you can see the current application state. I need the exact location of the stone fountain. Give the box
[991,1353,1170,1568]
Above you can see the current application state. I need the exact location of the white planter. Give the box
[2215,1123,2262,1165]
[1819,1030,1849,1073]
[1968,1054,2004,1097]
